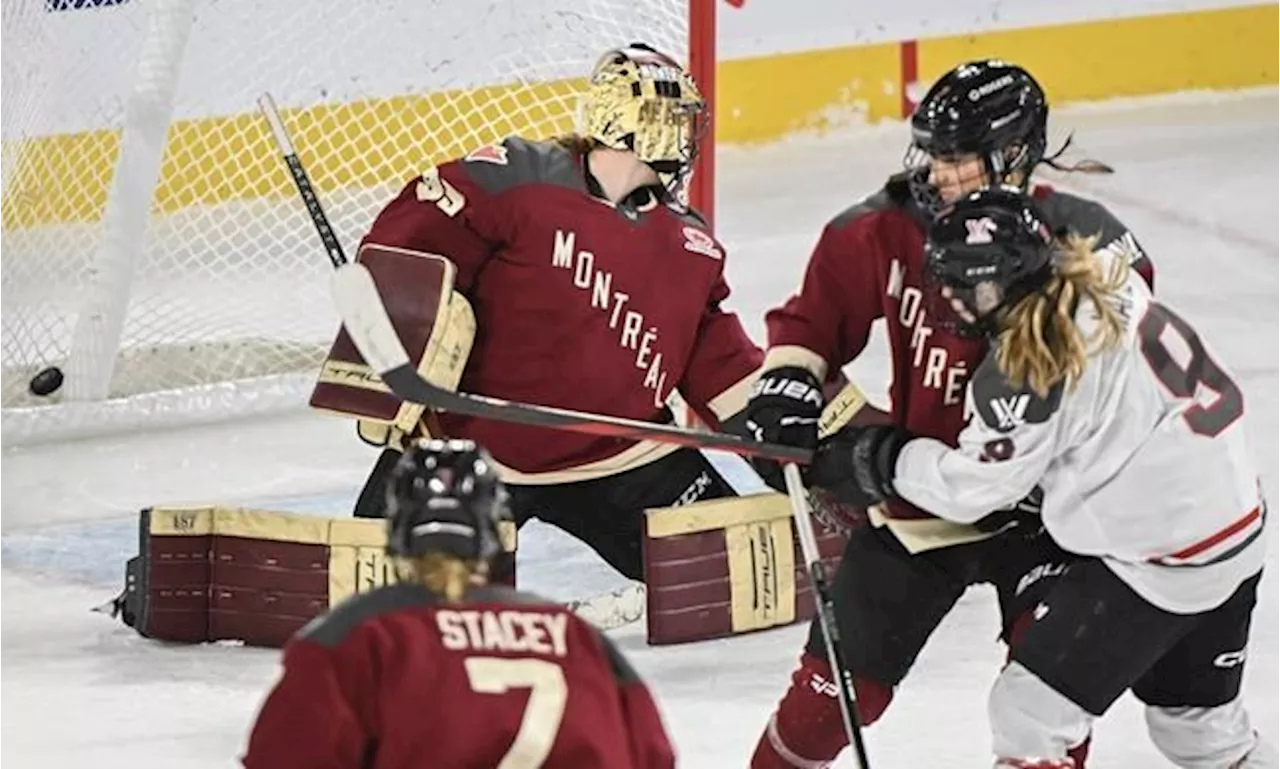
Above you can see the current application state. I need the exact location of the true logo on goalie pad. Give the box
[329,545,399,607]
[645,493,845,644]
[726,519,796,633]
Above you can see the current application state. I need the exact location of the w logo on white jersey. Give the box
[990,394,1030,429]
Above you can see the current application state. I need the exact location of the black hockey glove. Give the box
[727,366,824,491]
[808,424,914,508]
[973,486,1045,537]
[808,486,870,539]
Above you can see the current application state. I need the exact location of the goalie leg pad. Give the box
[643,491,845,645]
[114,506,382,647]
[111,505,518,647]
[353,447,403,519]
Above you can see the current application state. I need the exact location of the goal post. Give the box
[1,0,718,445]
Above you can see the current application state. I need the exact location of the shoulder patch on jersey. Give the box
[464,144,509,165]
[970,353,1064,433]
[682,226,723,260]
[459,136,585,196]
[299,583,440,648]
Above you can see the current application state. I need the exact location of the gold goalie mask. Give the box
[580,43,706,199]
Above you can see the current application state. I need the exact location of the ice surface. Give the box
[3,89,1276,767]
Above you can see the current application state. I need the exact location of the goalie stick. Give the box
[564,583,646,630]
[258,93,667,631]
[257,91,818,465]
[784,464,872,768]
[330,263,819,463]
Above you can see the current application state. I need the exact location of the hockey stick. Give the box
[331,262,812,463]
[257,92,658,628]
[783,464,872,769]
[258,93,348,269]
[257,92,813,466]
[564,583,646,630]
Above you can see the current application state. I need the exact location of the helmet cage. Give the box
[580,44,707,203]
[903,61,1049,216]
[385,440,511,564]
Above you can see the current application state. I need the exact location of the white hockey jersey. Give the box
[895,255,1265,614]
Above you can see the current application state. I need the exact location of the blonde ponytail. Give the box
[995,234,1129,397]
[397,553,483,603]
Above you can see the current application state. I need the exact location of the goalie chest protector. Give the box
[310,243,475,432]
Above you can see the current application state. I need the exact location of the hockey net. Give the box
[1,0,715,445]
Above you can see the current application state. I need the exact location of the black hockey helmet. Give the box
[385,439,510,562]
[905,60,1049,215]
[924,186,1055,337]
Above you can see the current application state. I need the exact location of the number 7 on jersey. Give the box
[465,657,569,769]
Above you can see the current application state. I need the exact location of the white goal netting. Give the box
[2,0,708,444]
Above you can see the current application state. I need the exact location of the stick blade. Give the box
[565,583,646,630]
[330,263,412,374]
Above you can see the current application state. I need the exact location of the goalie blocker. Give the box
[310,243,476,449]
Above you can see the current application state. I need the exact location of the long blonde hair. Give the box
[396,553,485,603]
[552,133,600,155]
[994,234,1129,397]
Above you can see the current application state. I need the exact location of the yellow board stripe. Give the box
[914,4,1279,107]
[3,6,1274,231]
[1,78,586,230]
[715,41,903,143]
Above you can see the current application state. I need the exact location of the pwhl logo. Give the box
[990,393,1029,430]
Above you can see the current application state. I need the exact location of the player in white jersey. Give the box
[808,187,1272,768]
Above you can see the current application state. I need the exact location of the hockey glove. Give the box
[808,424,913,508]
[807,486,869,539]
[727,366,824,491]
[973,486,1045,536]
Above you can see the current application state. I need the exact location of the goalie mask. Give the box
[580,42,706,200]
[385,439,511,563]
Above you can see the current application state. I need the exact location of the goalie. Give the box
[328,45,764,603]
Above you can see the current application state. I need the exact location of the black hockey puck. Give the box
[29,366,64,397]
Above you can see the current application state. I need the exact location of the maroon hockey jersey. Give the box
[363,137,761,475]
[243,583,674,769]
[767,175,1153,530]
